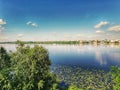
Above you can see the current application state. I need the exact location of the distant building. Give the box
[79,40,83,44]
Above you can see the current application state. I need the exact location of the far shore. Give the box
[0,40,120,45]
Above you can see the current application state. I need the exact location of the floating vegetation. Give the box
[51,65,114,90]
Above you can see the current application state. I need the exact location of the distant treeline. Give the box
[0,41,79,44]
[0,40,120,45]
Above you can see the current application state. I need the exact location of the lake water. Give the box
[0,44,120,70]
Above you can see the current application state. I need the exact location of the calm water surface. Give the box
[0,44,120,70]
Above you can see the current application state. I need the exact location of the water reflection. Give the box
[95,52,107,65]
[0,44,120,69]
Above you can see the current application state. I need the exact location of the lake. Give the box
[0,44,120,70]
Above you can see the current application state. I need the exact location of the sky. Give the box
[0,0,120,41]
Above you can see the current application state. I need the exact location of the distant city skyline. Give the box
[0,0,120,41]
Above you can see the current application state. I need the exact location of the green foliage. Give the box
[38,80,44,90]
[0,41,59,90]
[111,66,120,90]
[16,40,25,47]
[68,85,83,90]
[0,47,11,90]
[0,47,10,70]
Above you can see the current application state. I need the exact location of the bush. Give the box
[0,42,59,90]
[111,66,120,90]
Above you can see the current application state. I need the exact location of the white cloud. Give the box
[26,21,32,25]
[0,36,9,41]
[106,33,111,36]
[0,19,6,32]
[76,34,84,37]
[87,36,93,39]
[94,21,108,29]
[31,23,38,27]
[26,21,38,27]
[0,19,6,25]
[95,30,105,34]
[17,34,24,37]
[108,25,120,32]
[0,26,5,32]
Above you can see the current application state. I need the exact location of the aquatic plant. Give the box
[51,65,114,90]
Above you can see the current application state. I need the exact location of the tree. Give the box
[0,42,59,90]
[0,47,11,90]
[0,47,10,70]
[16,40,25,47]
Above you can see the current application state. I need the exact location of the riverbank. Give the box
[0,40,120,45]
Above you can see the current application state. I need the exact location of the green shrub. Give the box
[0,41,59,90]
[111,66,120,90]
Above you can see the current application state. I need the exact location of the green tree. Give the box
[0,47,10,70]
[0,47,11,90]
[0,42,59,90]
[16,40,25,47]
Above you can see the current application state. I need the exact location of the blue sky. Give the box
[0,0,120,41]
